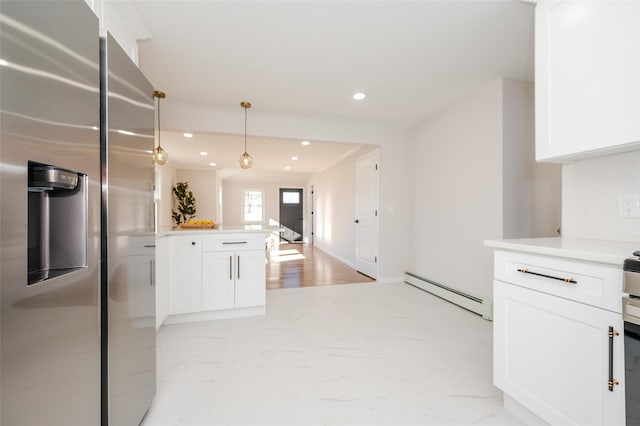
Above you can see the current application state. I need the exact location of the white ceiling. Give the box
[160,130,364,181]
[125,0,535,171]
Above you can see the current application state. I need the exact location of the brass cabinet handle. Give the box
[608,326,620,391]
[517,268,577,284]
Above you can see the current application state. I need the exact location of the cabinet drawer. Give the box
[117,234,156,256]
[202,234,265,252]
[494,250,622,313]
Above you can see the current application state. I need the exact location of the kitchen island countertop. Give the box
[157,226,282,238]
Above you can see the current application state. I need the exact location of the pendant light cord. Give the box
[244,106,247,152]
[157,95,161,149]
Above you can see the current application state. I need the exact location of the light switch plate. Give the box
[618,193,640,218]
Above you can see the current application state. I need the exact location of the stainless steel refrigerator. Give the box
[0,1,156,425]
[101,32,156,426]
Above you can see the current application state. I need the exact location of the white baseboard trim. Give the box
[162,306,265,326]
[313,245,358,270]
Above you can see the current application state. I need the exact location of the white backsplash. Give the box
[562,150,640,242]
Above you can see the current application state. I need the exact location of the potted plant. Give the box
[172,181,197,226]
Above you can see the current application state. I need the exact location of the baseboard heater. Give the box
[404,272,493,321]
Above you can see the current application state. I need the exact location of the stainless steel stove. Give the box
[623,252,640,425]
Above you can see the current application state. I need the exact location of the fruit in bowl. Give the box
[180,219,218,228]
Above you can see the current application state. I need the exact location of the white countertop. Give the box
[484,237,639,266]
[157,226,282,238]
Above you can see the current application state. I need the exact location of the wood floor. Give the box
[266,243,375,289]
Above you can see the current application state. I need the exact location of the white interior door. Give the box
[355,150,379,279]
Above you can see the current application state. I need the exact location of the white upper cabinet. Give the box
[536,1,640,162]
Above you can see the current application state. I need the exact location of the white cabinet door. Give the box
[494,280,624,425]
[202,251,235,311]
[168,235,202,315]
[536,1,640,162]
[235,250,266,308]
[202,249,266,310]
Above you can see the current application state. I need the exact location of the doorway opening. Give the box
[279,188,303,243]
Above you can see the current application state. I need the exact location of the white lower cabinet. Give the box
[158,231,266,325]
[202,249,266,311]
[494,280,624,425]
[492,248,625,425]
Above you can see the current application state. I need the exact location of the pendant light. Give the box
[153,90,169,165]
[239,101,253,169]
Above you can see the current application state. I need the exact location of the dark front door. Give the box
[279,188,303,242]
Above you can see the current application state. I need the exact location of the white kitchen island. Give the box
[156,228,273,328]
[485,237,638,426]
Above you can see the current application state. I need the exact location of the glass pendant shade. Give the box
[154,145,169,165]
[239,151,253,169]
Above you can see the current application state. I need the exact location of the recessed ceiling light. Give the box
[117,129,135,136]
[291,156,299,161]
[209,162,216,166]
[301,140,310,146]
[199,151,207,156]
[183,132,193,138]
[284,166,291,170]
[145,150,153,154]
[92,126,99,131]
[352,92,366,101]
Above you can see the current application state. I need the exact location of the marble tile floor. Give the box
[142,282,523,426]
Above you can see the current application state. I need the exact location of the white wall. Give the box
[562,150,640,242]
[155,163,176,232]
[222,180,303,229]
[408,80,503,299]
[175,169,218,222]
[502,79,561,238]
[407,79,560,299]
[156,166,218,229]
[308,146,377,268]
